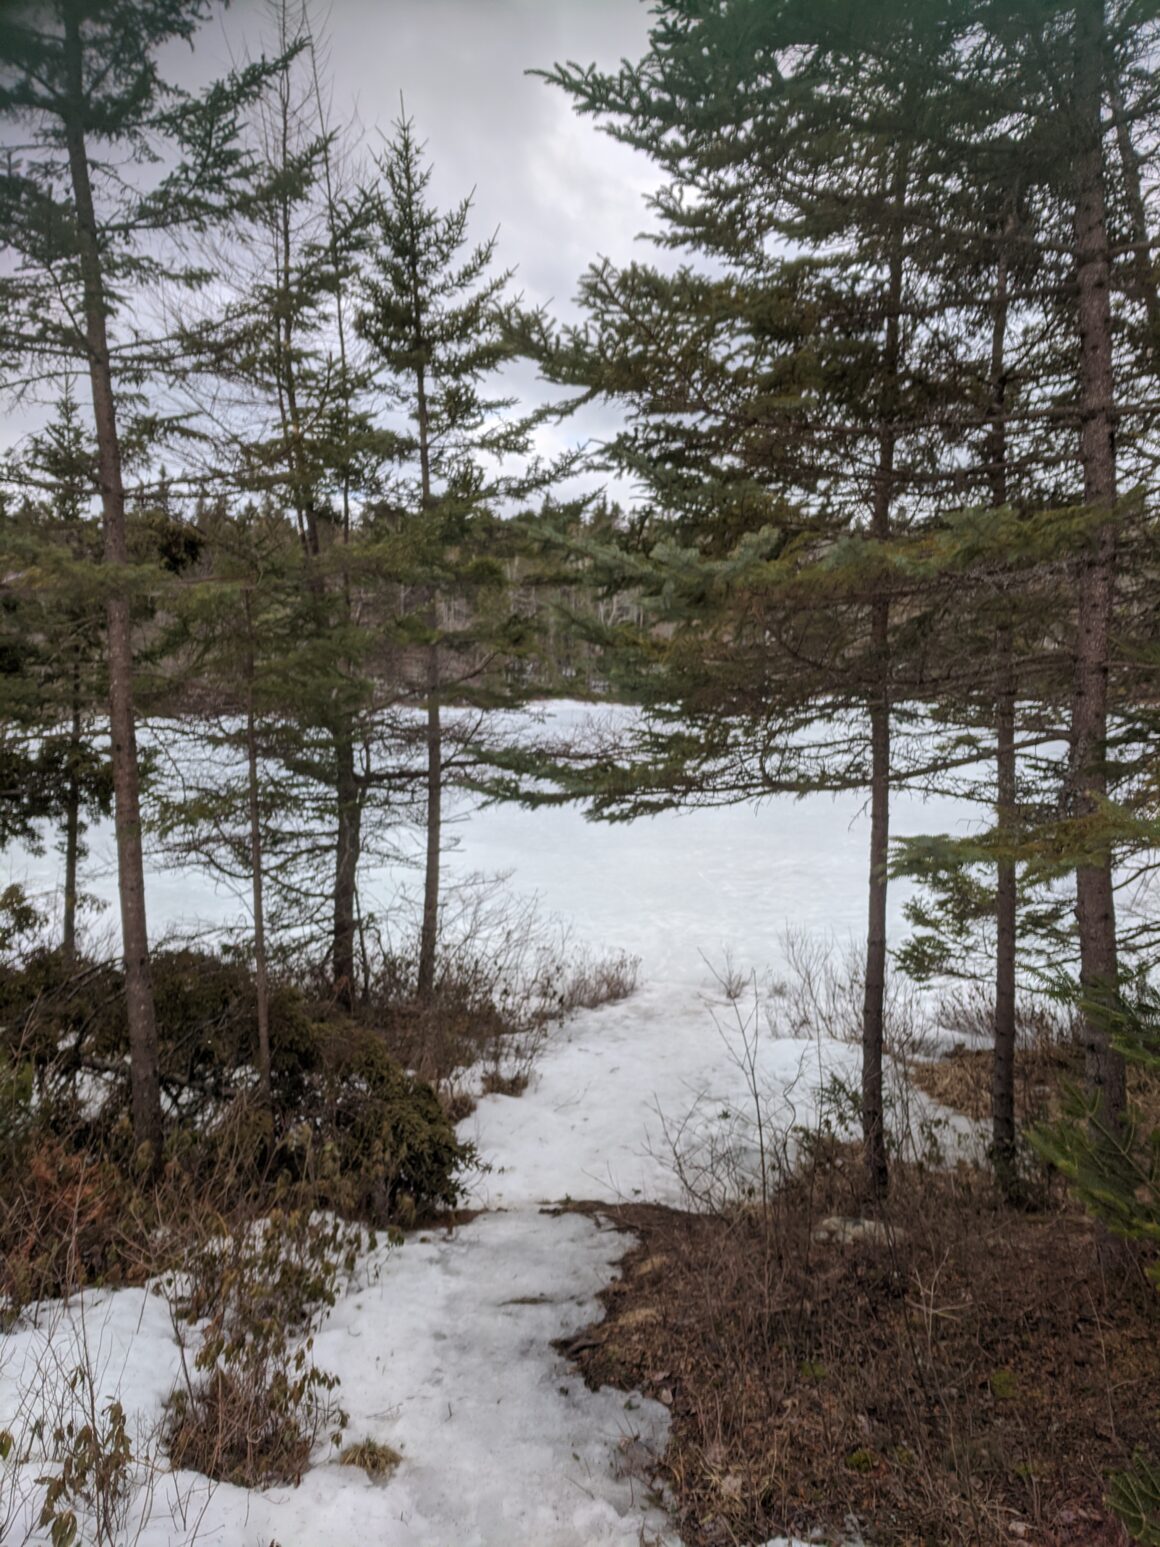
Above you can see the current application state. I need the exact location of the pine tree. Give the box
[154,500,323,1099]
[529,0,986,1197]
[172,7,385,1007]
[0,385,113,966]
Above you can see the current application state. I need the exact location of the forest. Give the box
[0,1,1158,1545]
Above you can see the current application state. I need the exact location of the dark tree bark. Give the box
[332,723,361,1011]
[417,644,442,1001]
[414,356,442,1004]
[1110,83,1160,368]
[863,668,891,1200]
[993,630,1019,1181]
[61,661,82,971]
[242,596,271,1098]
[990,214,1019,1191]
[1070,0,1126,1137]
[61,10,161,1159]
[861,167,906,1201]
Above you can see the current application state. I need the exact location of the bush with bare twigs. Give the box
[360,879,639,1093]
[559,941,1156,1546]
[0,949,471,1315]
[162,1208,359,1489]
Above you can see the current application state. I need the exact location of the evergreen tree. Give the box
[154,500,326,1099]
[522,0,1160,1201]
[526,0,984,1196]
[173,7,385,1007]
[357,114,563,1002]
[0,385,113,966]
[0,1,278,1151]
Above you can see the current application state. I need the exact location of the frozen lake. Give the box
[6,701,982,990]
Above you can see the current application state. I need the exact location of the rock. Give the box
[813,1215,899,1247]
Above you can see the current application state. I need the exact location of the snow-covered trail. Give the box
[2,705,980,1545]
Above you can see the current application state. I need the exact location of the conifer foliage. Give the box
[0,0,283,1157]
[525,0,1160,1207]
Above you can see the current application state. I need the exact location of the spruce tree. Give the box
[357,114,559,1002]
[531,0,981,1197]
[173,10,383,1007]
[0,385,112,966]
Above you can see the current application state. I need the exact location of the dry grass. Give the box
[361,885,640,1093]
[911,1040,1160,1133]
[339,1439,401,1479]
[561,1168,1157,1547]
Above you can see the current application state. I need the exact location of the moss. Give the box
[989,1368,1019,1401]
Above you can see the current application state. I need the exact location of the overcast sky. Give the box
[206,0,669,503]
[195,0,667,322]
[4,1,668,493]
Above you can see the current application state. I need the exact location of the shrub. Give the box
[272,1021,474,1227]
[361,883,640,1090]
[164,1209,355,1489]
[0,952,471,1312]
[0,1141,131,1312]
[36,1376,133,1547]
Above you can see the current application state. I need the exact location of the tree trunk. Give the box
[861,164,906,1202]
[1071,0,1126,1137]
[61,662,82,971]
[62,12,161,1159]
[413,350,442,1004]
[994,633,1018,1183]
[243,599,271,1099]
[266,62,362,1008]
[1110,84,1160,369]
[332,724,361,1010]
[862,675,891,1200]
[417,646,441,1001]
[990,215,1019,1192]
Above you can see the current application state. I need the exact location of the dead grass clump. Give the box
[440,1088,477,1123]
[563,1168,1158,1547]
[362,884,639,1091]
[558,948,640,1014]
[339,1438,401,1479]
[480,1070,528,1098]
[165,1366,321,1489]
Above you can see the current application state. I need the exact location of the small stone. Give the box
[813,1215,899,1246]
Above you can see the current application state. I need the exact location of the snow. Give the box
[1,1212,675,1545]
[2,702,983,1544]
